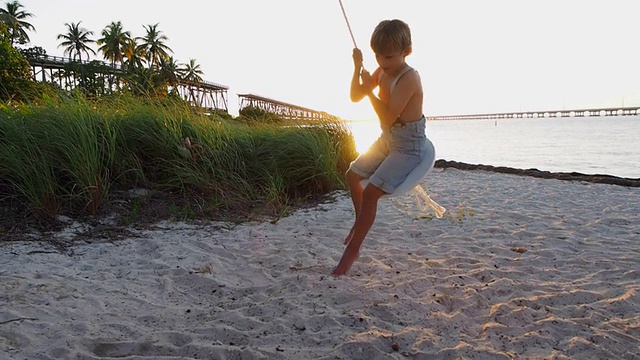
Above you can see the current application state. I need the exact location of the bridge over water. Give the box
[26,56,337,119]
[426,106,640,120]
[28,55,636,122]
[26,55,229,112]
[238,93,339,121]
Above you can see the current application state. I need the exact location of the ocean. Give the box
[347,115,640,179]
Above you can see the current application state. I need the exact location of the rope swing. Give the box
[338,0,359,49]
[336,0,446,218]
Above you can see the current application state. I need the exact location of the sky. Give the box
[13,0,640,120]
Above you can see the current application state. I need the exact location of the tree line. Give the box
[0,0,205,100]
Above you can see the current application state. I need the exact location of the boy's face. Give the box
[374,48,407,75]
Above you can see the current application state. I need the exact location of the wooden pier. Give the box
[238,93,338,121]
[176,80,228,113]
[26,56,639,122]
[28,55,120,91]
[427,106,640,120]
[26,55,229,112]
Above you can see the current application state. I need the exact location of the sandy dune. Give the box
[1,169,639,359]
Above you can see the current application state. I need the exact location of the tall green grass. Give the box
[0,111,60,219]
[0,95,357,223]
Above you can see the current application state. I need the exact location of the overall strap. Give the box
[390,66,414,94]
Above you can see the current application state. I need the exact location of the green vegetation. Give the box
[56,21,96,61]
[1,0,207,99]
[0,1,358,230]
[0,0,34,45]
[0,22,28,94]
[239,106,287,124]
[0,95,357,227]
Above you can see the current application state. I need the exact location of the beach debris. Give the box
[391,341,399,351]
[511,247,527,253]
[289,261,304,270]
[193,264,213,274]
[178,136,204,160]
[0,317,38,325]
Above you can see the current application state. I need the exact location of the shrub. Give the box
[0,23,34,102]
[238,106,284,124]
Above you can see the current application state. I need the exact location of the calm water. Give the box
[347,116,640,179]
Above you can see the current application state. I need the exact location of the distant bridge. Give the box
[427,106,640,120]
[26,55,229,112]
[238,93,339,121]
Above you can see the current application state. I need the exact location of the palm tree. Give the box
[180,58,203,85]
[97,21,131,68]
[120,37,147,93]
[137,23,172,71]
[0,0,35,45]
[122,37,144,69]
[57,21,96,61]
[179,58,204,105]
[158,56,180,87]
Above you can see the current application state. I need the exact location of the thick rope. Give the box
[338,0,358,49]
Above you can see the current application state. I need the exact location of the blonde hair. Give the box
[370,19,412,55]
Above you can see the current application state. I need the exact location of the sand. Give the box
[1,169,639,359]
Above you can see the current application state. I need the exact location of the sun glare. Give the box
[346,120,381,154]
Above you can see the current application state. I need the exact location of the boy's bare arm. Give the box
[350,68,367,102]
[350,49,378,102]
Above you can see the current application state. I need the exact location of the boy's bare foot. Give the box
[332,248,360,276]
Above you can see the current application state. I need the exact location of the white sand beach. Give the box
[1,169,639,359]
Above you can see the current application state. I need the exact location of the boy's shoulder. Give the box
[401,65,419,80]
[394,66,422,89]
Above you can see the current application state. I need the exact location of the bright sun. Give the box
[346,120,381,154]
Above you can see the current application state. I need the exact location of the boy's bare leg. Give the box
[344,170,364,245]
[345,227,356,246]
[333,184,385,276]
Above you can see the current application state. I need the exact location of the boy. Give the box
[333,19,429,276]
